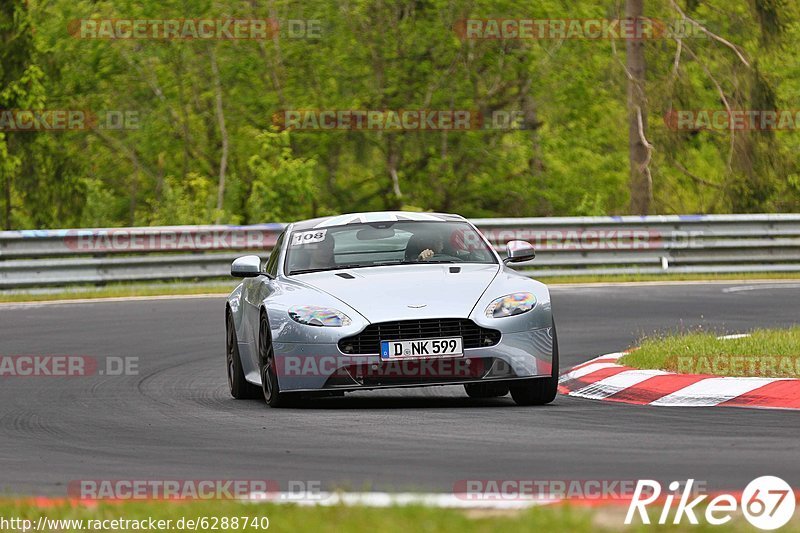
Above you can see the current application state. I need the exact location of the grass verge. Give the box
[0,500,792,533]
[621,327,800,378]
[0,501,594,533]
[0,281,238,303]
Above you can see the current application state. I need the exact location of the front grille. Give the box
[338,318,501,355]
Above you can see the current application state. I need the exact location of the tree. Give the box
[626,0,653,215]
[0,0,44,229]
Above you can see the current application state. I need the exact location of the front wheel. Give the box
[509,319,559,406]
[226,311,260,399]
[259,312,299,408]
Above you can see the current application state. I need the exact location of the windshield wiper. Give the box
[289,263,365,275]
[372,259,459,266]
[371,260,417,266]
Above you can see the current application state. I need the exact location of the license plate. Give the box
[380,337,463,360]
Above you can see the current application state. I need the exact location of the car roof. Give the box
[290,211,466,231]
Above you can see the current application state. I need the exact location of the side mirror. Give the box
[231,255,263,278]
[503,240,536,264]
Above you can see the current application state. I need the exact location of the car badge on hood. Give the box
[407,304,427,308]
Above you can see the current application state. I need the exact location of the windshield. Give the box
[285,221,496,275]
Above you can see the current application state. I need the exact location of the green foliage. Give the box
[1,0,799,229]
[246,130,318,223]
[147,174,219,225]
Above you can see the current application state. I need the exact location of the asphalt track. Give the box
[1,282,800,497]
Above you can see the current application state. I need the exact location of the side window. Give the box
[265,231,285,277]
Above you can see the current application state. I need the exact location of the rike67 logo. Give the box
[626,477,796,530]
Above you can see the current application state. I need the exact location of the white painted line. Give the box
[722,283,800,293]
[558,362,620,383]
[717,334,751,340]
[565,353,625,370]
[650,377,779,407]
[570,369,669,400]
[559,353,626,382]
[550,279,800,289]
[246,492,558,509]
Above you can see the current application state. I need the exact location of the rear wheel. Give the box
[226,311,260,399]
[464,382,509,398]
[259,312,299,408]
[509,319,559,406]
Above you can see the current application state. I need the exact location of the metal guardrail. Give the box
[2,215,800,288]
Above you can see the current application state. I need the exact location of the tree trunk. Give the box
[520,83,548,215]
[3,173,10,230]
[626,0,652,214]
[387,135,403,207]
[210,48,228,223]
[175,49,190,185]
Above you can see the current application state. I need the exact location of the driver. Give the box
[417,232,445,261]
[406,231,446,262]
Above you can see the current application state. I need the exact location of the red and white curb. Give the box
[558,353,800,410]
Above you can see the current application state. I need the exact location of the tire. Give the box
[226,311,261,399]
[258,311,299,408]
[464,382,509,398]
[509,319,559,406]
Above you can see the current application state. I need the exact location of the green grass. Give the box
[0,500,795,532]
[0,501,594,533]
[0,281,237,303]
[621,327,800,378]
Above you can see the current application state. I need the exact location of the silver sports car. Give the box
[225,211,557,407]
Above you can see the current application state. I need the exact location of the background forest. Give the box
[1,0,799,230]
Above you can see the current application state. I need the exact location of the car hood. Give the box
[295,263,500,323]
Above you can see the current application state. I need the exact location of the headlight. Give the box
[485,292,536,318]
[288,305,352,327]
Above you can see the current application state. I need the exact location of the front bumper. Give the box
[268,326,553,392]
